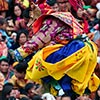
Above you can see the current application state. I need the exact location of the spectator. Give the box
[0,57,9,79]
[1,83,13,100]
[0,16,13,48]
[24,82,38,99]
[8,62,31,93]
[56,0,71,12]
[32,95,43,100]
[10,28,28,50]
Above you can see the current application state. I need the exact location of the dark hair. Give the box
[61,94,71,100]
[20,97,29,100]
[0,57,9,64]
[83,0,92,5]
[8,96,16,100]
[16,28,28,42]
[2,83,14,100]
[22,8,30,19]
[46,0,57,6]
[32,95,43,100]
[12,4,24,22]
[0,16,6,25]
[14,62,28,73]
[25,83,35,93]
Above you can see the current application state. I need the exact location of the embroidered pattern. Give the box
[35,59,45,71]
[75,50,83,61]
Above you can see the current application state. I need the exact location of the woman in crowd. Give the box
[10,28,28,50]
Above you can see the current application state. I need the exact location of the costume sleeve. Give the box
[13,18,59,61]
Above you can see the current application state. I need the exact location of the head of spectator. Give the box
[9,87,21,99]
[1,83,14,100]
[87,8,97,20]
[16,28,28,46]
[83,0,92,5]
[12,4,24,22]
[61,94,71,100]
[47,0,59,12]
[25,82,38,99]
[22,8,30,24]
[10,29,28,50]
[56,0,71,12]
[14,62,28,80]
[90,0,100,7]
[0,56,9,75]
[32,95,43,100]
[0,16,7,30]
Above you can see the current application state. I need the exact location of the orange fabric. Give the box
[0,0,8,11]
[33,14,47,34]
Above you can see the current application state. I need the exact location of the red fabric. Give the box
[68,0,83,11]
[33,15,47,34]
[39,3,54,14]
[83,19,89,33]
[36,0,46,4]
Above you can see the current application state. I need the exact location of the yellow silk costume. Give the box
[25,40,99,95]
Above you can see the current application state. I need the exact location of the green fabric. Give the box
[47,0,56,6]
[83,5,91,10]
[0,56,7,61]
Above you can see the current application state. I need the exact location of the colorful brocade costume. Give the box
[10,12,99,97]
[13,12,83,60]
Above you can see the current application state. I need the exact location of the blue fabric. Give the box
[42,40,85,95]
[0,30,13,48]
[58,75,72,91]
[45,40,85,63]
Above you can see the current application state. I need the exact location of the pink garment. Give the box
[0,42,8,57]
[16,17,21,21]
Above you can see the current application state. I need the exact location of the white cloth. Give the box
[42,93,56,100]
